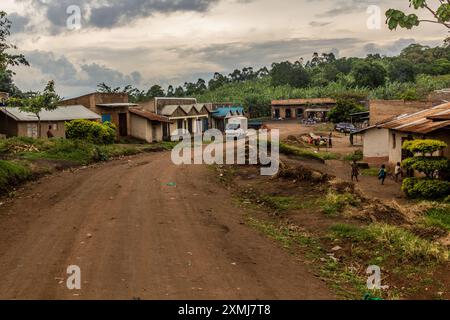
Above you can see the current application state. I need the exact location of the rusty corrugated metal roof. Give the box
[129,109,172,123]
[381,103,450,134]
[272,98,336,106]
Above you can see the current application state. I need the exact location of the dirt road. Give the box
[0,152,334,300]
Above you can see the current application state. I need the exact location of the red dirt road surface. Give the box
[0,152,334,300]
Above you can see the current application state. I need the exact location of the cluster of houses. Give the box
[1,89,449,167]
[0,91,245,142]
[271,94,450,166]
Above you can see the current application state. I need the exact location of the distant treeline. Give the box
[94,43,450,118]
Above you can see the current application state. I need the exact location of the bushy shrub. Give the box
[402,178,450,199]
[65,120,116,145]
[403,139,447,155]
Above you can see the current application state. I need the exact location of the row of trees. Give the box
[95,42,450,108]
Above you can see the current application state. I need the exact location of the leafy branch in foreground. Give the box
[386,0,450,31]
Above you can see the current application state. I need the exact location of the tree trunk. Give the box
[37,114,41,138]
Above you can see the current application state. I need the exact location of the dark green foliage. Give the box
[388,59,416,83]
[270,61,310,88]
[65,120,116,145]
[327,97,366,123]
[402,178,450,199]
[352,61,387,88]
[402,157,450,179]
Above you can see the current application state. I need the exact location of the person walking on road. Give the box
[351,160,360,182]
[378,165,387,185]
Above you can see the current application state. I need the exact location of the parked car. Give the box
[335,122,357,133]
[226,117,248,140]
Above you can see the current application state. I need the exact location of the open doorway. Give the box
[119,113,128,136]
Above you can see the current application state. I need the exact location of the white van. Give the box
[225,117,248,140]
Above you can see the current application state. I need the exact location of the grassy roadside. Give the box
[215,164,450,300]
[279,142,340,162]
[0,137,177,196]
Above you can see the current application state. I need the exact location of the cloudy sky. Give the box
[2,0,446,97]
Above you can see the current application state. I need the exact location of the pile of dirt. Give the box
[352,199,409,225]
[278,162,332,183]
[328,179,356,194]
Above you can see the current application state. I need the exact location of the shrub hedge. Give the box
[402,178,450,199]
[65,120,116,145]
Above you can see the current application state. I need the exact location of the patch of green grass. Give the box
[246,216,317,249]
[320,191,360,215]
[368,223,448,263]
[279,142,340,162]
[330,223,448,264]
[361,168,379,177]
[343,150,363,162]
[261,195,306,212]
[329,223,374,241]
[423,206,450,231]
[0,160,33,194]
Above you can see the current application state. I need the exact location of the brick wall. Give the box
[369,100,432,125]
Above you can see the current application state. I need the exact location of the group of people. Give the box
[351,161,404,185]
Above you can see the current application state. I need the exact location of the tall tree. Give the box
[146,85,165,98]
[8,81,61,137]
[0,11,29,95]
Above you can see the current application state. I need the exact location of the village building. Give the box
[129,109,172,143]
[210,106,245,132]
[139,97,210,139]
[59,92,138,138]
[271,98,336,121]
[0,105,101,138]
[355,103,450,164]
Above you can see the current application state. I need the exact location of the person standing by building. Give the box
[47,125,54,139]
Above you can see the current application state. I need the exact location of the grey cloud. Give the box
[8,12,30,33]
[24,50,142,89]
[17,0,222,31]
[173,38,361,70]
[314,0,386,18]
[309,21,331,27]
[362,38,416,56]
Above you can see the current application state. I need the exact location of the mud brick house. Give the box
[355,103,450,164]
[0,105,101,138]
[138,97,210,140]
[271,98,336,121]
[129,109,171,143]
[60,92,138,138]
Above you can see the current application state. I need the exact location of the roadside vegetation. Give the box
[0,136,177,196]
[215,159,450,300]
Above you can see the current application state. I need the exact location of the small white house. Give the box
[355,103,450,164]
